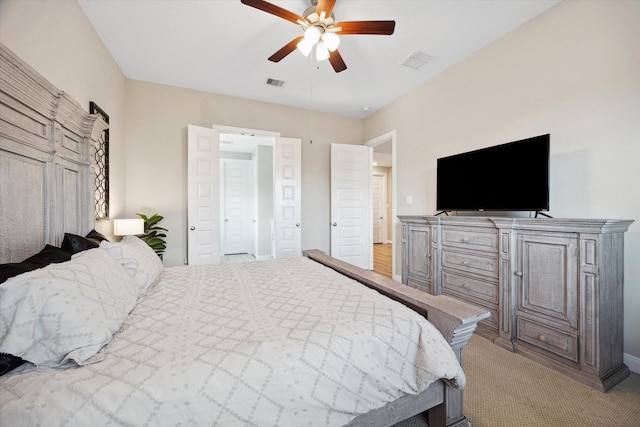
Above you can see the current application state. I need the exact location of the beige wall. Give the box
[364,0,640,361]
[125,80,363,266]
[0,0,127,239]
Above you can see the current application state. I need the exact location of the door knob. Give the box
[332,222,337,226]
[190,226,195,231]
[296,223,300,227]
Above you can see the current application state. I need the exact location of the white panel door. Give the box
[187,125,220,265]
[274,137,301,258]
[372,173,385,244]
[222,159,250,255]
[330,144,373,269]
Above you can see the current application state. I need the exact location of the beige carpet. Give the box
[394,335,640,427]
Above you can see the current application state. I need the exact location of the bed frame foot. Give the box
[447,417,472,427]
[426,404,471,427]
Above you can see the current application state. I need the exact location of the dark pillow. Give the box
[0,262,37,284]
[61,233,99,254]
[85,229,109,245]
[0,353,25,376]
[23,244,72,267]
[1,245,71,284]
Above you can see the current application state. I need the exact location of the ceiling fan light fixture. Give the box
[304,25,321,44]
[316,41,330,61]
[322,32,340,51]
[297,38,314,57]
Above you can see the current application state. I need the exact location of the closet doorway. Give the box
[187,124,302,265]
[220,133,274,260]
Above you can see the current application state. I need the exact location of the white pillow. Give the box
[99,235,163,294]
[0,249,138,367]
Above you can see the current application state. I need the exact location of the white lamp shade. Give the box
[113,218,144,236]
[303,26,321,44]
[296,38,314,57]
[322,32,340,52]
[315,41,330,61]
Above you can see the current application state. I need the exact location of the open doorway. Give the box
[219,132,274,262]
[187,125,301,265]
[367,131,396,279]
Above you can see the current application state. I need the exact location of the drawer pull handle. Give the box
[462,237,470,242]
[464,283,471,291]
[538,334,548,343]
[462,260,470,266]
[515,271,523,277]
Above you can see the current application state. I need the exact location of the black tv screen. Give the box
[436,134,550,212]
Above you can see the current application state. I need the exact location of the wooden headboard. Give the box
[0,42,107,263]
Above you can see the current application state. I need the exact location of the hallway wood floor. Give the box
[373,243,393,278]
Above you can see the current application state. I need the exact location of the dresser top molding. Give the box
[397,216,634,234]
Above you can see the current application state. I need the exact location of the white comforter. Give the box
[0,257,464,426]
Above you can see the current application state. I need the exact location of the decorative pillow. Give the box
[0,245,72,374]
[61,233,99,254]
[85,229,109,245]
[0,249,138,367]
[99,235,163,294]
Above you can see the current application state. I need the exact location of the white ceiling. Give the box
[78,0,559,119]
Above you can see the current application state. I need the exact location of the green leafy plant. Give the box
[136,213,167,258]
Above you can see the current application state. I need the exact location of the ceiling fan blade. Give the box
[316,0,336,18]
[336,20,396,35]
[241,0,305,25]
[268,36,304,62]
[328,49,347,73]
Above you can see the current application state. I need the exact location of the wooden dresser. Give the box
[399,215,633,391]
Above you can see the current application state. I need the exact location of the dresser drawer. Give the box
[517,317,578,363]
[442,270,498,304]
[442,227,498,253]
[441,250,498,279]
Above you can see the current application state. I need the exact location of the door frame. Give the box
[366,130,397,280]
[213,124,300,260]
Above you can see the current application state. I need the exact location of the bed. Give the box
[0,41,489,427]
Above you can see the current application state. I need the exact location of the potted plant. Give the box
[136,213,167,258]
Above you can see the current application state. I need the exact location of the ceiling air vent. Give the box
[401,51,436,71]
[265,78,285,87]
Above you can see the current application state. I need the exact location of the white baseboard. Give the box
[624,352,640,374]
[393,274,402,282]
[256,255,273,261]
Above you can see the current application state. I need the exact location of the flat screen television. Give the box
[436,134,550,213]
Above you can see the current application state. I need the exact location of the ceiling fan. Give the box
[240,0,395,73]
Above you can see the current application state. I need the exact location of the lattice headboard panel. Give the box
[0,43,108,263]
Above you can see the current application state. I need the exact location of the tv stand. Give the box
[535,211,553,218]
[435,211,449,216]
[398,215,633,391]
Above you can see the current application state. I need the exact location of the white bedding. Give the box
[0,257,464,426]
